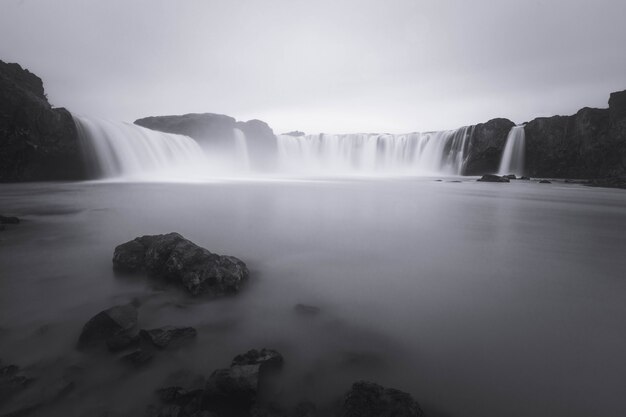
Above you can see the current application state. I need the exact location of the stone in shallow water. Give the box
[140,326,197,350]
[342,381,423,417]
[77,304,138,349]
[539,180,552,184]
[231,349,284,371]
[477,174,510,183]
[121,349,154,368]
[113,233,249,296]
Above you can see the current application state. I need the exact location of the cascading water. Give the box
[73,115,209,180]
[276,126,474,175]
[498,125,526,176]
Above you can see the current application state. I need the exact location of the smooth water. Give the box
[1,179,625,417]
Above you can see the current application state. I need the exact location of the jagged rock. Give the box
[140,326,197,349]
[113,233,248,296]
[121,349,154,368]
[0,216,19,225]
[342,381,423,417]
[77,304,138,349]
[477,174,510,183]
[231,349,283,371]
[0,60,84,182]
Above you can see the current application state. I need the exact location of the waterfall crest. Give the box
[498,126,526,176]
[73,115,208,180]
[276,126,474,175]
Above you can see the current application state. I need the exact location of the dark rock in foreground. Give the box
[0,60,84,182]
[140,326,198,350]
[77,304,138,349]
[113,233,249,296]
[342,381,423,417]
[477,174,510,183]
[0,216,19,225]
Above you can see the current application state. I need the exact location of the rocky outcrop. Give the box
[113,233,249,296]
[477,174,510,183]
[0,60,84,182]
[135,113,278,170]
[342,381,423,417]
[463,118,516,175]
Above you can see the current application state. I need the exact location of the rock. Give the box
[294,304,321,316]
[231,349,283,371]
[140,326,197,349]
[113,233,249,296]
[0,60,84,182]
[134,113,278,171]
[281,131,305,137]
[0,364,34,404]
[477,174,510,183]
[341,381,423,417]
[204,364,261,404]
[539,180,551,184]
[77,304,138,349]
[121,349,154,368]
[106,333,140,352]
[0,216,19,225]
[504,174,516,179]
[0,373,74,417]
[463,118,516,175]
[520,176,531,180]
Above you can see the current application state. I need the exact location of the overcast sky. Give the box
[1,0,625,133]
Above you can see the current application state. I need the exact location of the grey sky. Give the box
[1,0,625,133]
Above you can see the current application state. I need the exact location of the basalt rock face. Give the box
[463,118,516,175]
[135,113,278,170]
[0,60,84,182]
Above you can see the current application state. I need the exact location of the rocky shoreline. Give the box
[0,233,424,417]
[1,59,625,183]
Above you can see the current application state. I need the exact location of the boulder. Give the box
[341,381,423,417]
[0,60,84,182]
[112,233,248,296]
[477,174,510,183]
[204,364,261,404]
[140,326,197,349]
[77,304,138,349]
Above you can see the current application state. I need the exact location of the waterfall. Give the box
[276,126,474,175]
[233,128,250,170]
[73,115,208,180]
[498,126,526,176]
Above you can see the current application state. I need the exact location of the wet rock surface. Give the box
[113,233,249,296]
[140,326,198,350]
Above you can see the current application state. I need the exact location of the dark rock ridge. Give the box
[0,60,83,182]
[135,113,278,170]
[463,118,516,175]
[113,233,249,296]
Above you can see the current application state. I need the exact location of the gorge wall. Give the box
[0,60,84,181]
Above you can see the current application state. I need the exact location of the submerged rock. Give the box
[140,326,197,350]
[539,180,552,184]
[294,304,321,316]
[477,174,510,183]
[121,349,154,368]
[113,233,249,296]
[77,304,138,349]
[342,381,423,417]
[205,364,262,404]
[504,174,517,179]
[0,364,34,404]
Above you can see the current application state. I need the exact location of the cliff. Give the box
[0,60,84,182]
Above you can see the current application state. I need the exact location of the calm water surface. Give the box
[1,178,625,417]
